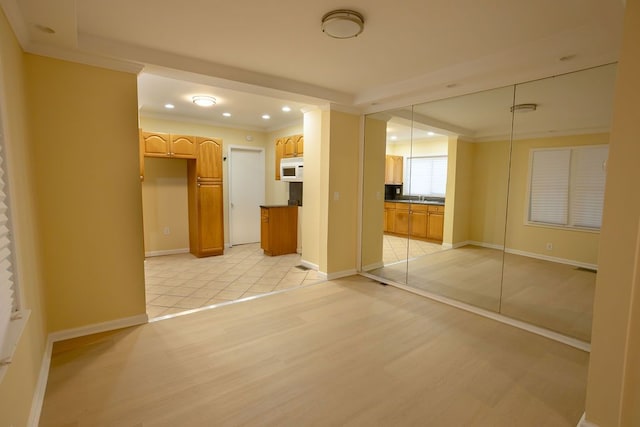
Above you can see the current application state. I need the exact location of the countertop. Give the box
[385,199,445,206]
[260,205,297,209]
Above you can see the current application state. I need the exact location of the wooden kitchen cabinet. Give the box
[260,205,298,256]
[383,202,445,243]
[195,136,223,181]
[188,181,224,257]
[385,155,403,185]
[140,131,196,158]
[275,134,303,180]
[394,203,410,235]
[409,204,428,238]
[384,202,396,233]
[427,205,445,242]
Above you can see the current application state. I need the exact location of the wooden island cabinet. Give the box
[260,205,298,256]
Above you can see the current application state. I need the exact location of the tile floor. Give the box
[145,243,320,319]
[382,234,445,264]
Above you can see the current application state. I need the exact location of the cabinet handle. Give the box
[197,176,201,181]
[197,183,201,187]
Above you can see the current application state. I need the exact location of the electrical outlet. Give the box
[546,242,553,250]
[163,227,170,235]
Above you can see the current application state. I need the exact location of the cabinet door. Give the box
[170,134,197,158]
[283,137,296,157]
[294,135,304,156]
[196,137,223,181]
[385,155,394,184]
[395,208,410,235]
[197,183,224,255]
[410,211,428,238]
[260,208,270,251]
[393,156,404,184]
[427,213,444,241]
[142,131,170,157]
[384,207,396,232]
[275,138,285,180]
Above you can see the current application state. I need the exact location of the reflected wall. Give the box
[361,64,617,342]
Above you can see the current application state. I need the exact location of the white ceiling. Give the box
[1,0,625,130]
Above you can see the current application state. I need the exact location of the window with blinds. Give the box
[528,145,608,230]
[0,137,17,362]
[404,156,448,196]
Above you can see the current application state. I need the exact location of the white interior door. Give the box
[229,147,265,245]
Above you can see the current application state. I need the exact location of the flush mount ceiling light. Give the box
[192,96,216,107]
[321,9,364,39]
[511,103,537,113]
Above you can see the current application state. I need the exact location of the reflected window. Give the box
[528,145,608,229]
[404,156,448,196]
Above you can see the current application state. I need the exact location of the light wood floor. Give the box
[40,276,588,426]
[370,245,595,342]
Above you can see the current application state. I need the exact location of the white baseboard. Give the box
[362,261,384,271]
[144,248,189,257]
[577,412,600,427]
[28,313,148,426]
[48,313,148,343]
[505,248,598,271]
[325,269,358,281]
[300,259,319,271]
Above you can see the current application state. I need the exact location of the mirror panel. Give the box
[404,87,515,312]
[500,64,617,341]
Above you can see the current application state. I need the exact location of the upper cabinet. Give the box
[275,134,303,180]
[140,131,196,159]
[385,155,403,184]
[195,136,223,181]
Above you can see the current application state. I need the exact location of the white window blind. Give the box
[404,156,448,196]
[0,143,15,358]
[528,145,608,230]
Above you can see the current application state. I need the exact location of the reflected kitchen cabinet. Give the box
[385,155,403,184]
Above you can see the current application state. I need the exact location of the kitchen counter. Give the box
[385,199,445,206]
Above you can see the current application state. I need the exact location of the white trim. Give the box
[505,248,598,271]
[468,240,505,250]
[441,243,453,249]
[577,412,600,427]
[144,248,189,257]
[325,269,358,281]
[359,272,591,352]
[48,314,148,343]
[27,335,52,427]
[362,261,384,272]
[300,260,319,271]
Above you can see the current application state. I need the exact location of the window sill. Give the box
[525,222,600,234]
[0,309,31,384]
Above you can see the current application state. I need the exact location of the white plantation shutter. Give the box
[405,156,448,196]
[0,145,15,357]
[529,149,570,225]
[528,145,608,230]
[571,146,608,228]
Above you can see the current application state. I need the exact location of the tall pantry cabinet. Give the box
[140,131,224,258]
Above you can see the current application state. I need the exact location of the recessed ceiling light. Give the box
[222,112,231,117]
[321,9,364,39]
[164,104,175,109]
[282,106,291,112]
[192,96,216,107]
[262,114,271,120]
[427,132,435,136]
[390,136,398,141]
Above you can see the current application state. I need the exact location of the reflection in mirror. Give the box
[362,86,516,312]
[500,64,617,342]
[404,87,515,312]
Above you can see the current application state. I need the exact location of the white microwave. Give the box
[280,157,303,182]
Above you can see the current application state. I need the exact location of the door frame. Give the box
[227,145,266,247]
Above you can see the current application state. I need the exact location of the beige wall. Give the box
[141,158,190,253]
[0,9,48,426]
[386,137,448,157]
[505,133,608,265]
[361,117,387,270]
[301,109,323,268]
[586,1,640,425]
[26,55,146,331]
[448,138,473,245]
[326,110,360,274]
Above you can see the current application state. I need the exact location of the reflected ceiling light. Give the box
[427,132,435,136]
[390,136,397,141]
[282,106,292,112]
[192,96,216,107]
[222,112,231,117]
[164,103,175,109]
[321,10,364,39]
[511,103,537,113]
[262,114,271,120]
